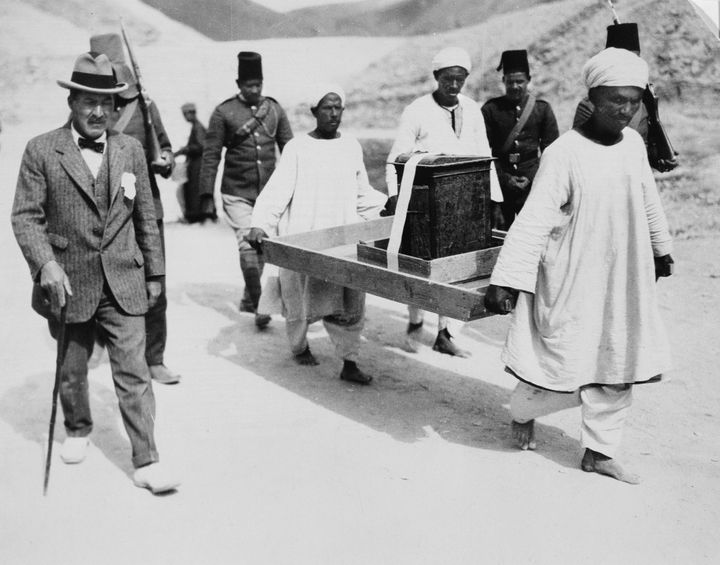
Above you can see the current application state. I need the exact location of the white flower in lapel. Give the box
[121,172,137,200]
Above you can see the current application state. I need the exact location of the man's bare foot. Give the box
[294,347,318,366]
[340,360,372,385]
[511,419,537,450]
[403,321,423,353]
[581,449,640,485]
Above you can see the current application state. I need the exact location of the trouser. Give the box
[408,306,462,335]
[222,194,264,310]
[510,380,633,458]
[499,172,535,230]
[408,306,451,333]
[50,286,158,468]
[285,310,364,362]
[145,219,167,366]
[500,198,526,230]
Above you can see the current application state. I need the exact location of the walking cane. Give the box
[43,304,67,496]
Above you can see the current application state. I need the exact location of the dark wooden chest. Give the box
[393,154,494,259]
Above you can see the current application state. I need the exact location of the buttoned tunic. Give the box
[199,95,293,202]
[481,94,558,184]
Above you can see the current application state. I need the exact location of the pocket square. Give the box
[121,172,137,200]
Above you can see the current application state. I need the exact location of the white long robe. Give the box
[385,93,502,201]
[490,128,673,391]
[252,132,386,321]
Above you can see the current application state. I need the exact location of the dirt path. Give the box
[1,118,719,564]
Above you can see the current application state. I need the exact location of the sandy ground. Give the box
[2,118,720,565]
[2,2,720,563]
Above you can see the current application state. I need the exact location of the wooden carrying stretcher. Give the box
[261,152,504,322]
[262,216,504,321]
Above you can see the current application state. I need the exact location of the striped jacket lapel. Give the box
[57,126,96,206]
[107,131,127,206]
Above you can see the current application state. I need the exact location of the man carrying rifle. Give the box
[91,33,180,385]
[572,23,679,172]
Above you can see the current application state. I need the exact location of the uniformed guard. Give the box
[572,23,679,173]
[198,52,293,329]
[481,49,559,229]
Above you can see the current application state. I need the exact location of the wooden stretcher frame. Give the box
[261,217,505,321]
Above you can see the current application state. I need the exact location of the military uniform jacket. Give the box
[199,95,293,202]
[11,125,164,324]
[481,95,559,183]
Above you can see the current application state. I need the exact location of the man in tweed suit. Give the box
[11,52,179,494]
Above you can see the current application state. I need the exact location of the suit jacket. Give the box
[11,124,164,323]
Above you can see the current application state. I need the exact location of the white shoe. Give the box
[149,364,181,385]
[133,463,181,494]
[60,437,89,464]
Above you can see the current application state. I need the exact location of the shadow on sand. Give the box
[0,367,140,478]
[177,282,583,472]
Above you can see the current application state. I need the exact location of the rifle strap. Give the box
[234,98,272,142]
[113,99,138,134]
[500,93,536,156]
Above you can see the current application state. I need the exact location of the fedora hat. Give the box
[57,52,128,94]
[89,34,138,99]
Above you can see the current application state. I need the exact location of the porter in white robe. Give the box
[490,127,673,392]
[252,133,386,357]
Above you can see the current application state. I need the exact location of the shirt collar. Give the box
[237,92,265,108]
[432,92,459,111]
[70,124,107,149]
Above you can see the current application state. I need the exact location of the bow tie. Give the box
[78,137,105,153]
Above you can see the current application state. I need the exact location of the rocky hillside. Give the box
[338,0,720,130]
[139,0,560,39]
[140,0,313,40]
[282,0,559,37]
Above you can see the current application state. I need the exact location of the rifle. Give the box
[604,1,679,171]
[120,21,165,168]
[607,0,620,25]
[643,84,679,171]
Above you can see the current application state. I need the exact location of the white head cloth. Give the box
[582,47,649,89]
[308,83,346,109]
[431,47,472,74]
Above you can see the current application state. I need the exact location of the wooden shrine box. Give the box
[392,154,494,259]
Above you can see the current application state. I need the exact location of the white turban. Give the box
[308,83,346,109]
[431,47,472,74]
[582,47,649,89]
